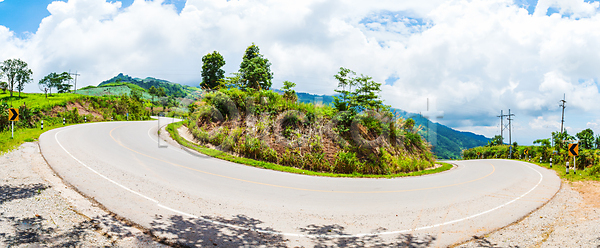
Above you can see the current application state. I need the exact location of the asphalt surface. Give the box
[39,119,561,247]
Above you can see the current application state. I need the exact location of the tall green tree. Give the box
[1,58,32,97]
[595,135,600,149]
[488,135,503,146]
[239,43,273,90]
[576,128,594,149]
[282,81,297,102]
[533,138,551,148]
[333,67,384,114]
[333,67,358,113]
[200,51,226,90]
[39,72,72,96]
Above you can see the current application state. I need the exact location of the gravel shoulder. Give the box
[0,142,166,247]
[455,179,600,247]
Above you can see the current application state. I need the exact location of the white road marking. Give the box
[54,125,545,239]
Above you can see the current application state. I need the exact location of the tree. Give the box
[576,128,594,149]
[282,81,297,102]
[595,135,600,149]
[488,135,503,146]
[533,138,551,148]
[239,43,273,90]
[39,72,72,96]
[0,81,7,93]
[552,131,575,151]
[1,58,32,97]
[15,66,33,97]
[200,51,226,90]
[333,67,384,113]
[333,67,358,113]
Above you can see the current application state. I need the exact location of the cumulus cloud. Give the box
[1,0,600,144]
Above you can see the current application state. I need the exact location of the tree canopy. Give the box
[239,43,273,90]
[200,51,226,90]
[39,72,72,96]
[576,128,594,149]
[1,58,32,97]
[333,67,384,115]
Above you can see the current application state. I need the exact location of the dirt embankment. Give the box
[46,101,104,120]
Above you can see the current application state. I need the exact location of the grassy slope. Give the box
[0,92,87,154]
[1,92,83,110]
[167,121,453,178]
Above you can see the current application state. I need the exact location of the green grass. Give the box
[0,92,83,110]
[166,121,453,178]
[0,122,74,155]
[512,158,600,181]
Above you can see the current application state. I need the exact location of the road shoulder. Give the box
[456,179,600,247]
[0,142,166,247]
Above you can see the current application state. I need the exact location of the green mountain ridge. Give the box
[99,73,201,98]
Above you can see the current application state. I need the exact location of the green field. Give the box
[1,92,84,110]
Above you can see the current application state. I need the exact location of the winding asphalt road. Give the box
[39,119,561,247]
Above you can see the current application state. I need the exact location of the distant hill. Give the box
[98,73,201,98]
[276,90,489,159]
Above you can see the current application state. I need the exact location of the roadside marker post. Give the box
[568,143,579,171]
[566,162,569,174]
[85,116,87,123]
[550,158,552,168]
[8,108,19,138]
[63,118,65,125]
[540,157,542,163]
[41,120,44,130]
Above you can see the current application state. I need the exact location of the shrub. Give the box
[333,151,362,174]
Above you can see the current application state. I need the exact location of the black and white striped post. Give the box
[63,118,65,125]
[550,158,552,168]
[41,120,44,130]
[566,162,569,174]
[84,116,87,123]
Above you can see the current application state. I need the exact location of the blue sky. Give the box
[0,0,185,37]
[1,0,600,145]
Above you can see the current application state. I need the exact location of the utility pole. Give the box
[559,94,566,133]
[507,109,515,145]
[497,110,508,143]
[69,70,80,92]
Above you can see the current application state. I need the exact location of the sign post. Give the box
[568,143,579,172]
[8,108,19,138]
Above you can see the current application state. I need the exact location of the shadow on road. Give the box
[149,214,288,247]
[149,214,438,247]
[300,224,436,247]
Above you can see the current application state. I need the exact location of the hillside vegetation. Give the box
[463,136,600,180]
[0,91,151,153]
[282,90,489,159]
[186,87,435,175]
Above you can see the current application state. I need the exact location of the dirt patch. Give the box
[571,180,600,209]
[66,102,103,119]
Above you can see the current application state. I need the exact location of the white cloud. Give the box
[1,0,600,144]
